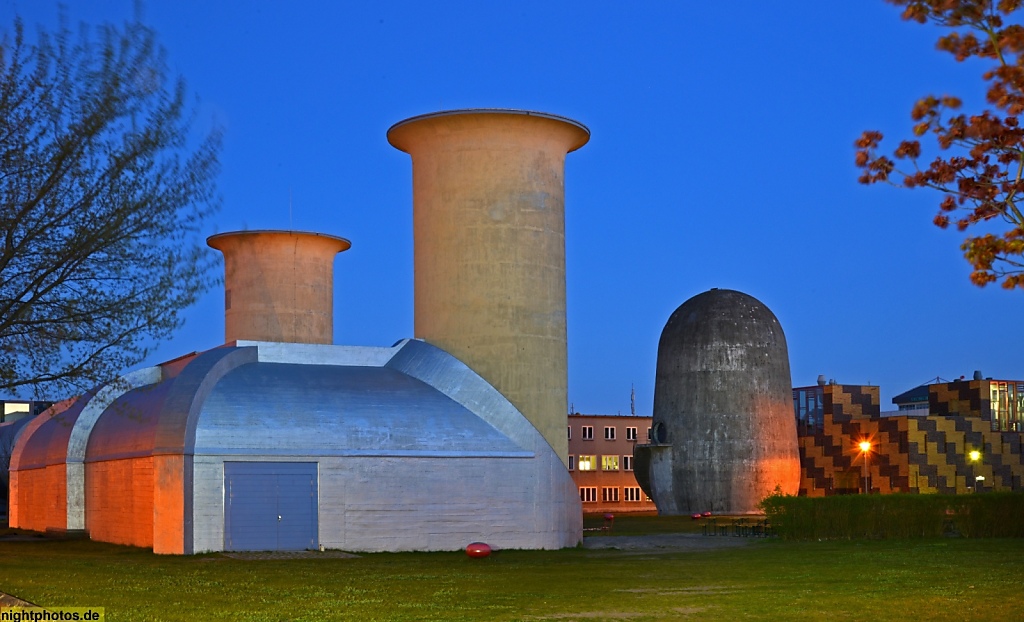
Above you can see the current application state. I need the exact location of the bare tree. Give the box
[0,11,222,399]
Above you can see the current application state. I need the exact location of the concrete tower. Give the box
[635,289,800,514]
[207,230,351,345]
[388,109,589,461]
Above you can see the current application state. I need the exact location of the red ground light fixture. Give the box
[465,542,492,558]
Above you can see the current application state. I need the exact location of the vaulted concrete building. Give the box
[10,338,578,554]
[9,109,588,554]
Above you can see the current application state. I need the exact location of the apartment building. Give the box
[568,413,656,513]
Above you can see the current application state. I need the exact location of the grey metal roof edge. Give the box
[233,341,401,367]
[67,367,163,464]
[0,417,32,457]
[192,448,534,458]
[385,339,556,457]
[65,366,163,531]
[8,394,91,472]
[152,346,258,456]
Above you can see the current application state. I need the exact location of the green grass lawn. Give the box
[1,522,1022,621]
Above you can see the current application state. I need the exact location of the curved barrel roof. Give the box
[192,362,530,457]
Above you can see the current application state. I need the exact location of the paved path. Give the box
[582,533,755,552]
[220,550,360,560]
[0,591,37,607]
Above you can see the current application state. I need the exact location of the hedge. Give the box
[759,492,1024,540]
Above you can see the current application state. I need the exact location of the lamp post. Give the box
[859,441,872,494]
[969,450,982,492]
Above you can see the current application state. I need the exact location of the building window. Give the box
[991,381,1019,432]
[624,487,643,502]
[578,455,596,471]
[582,426,594,440]
[626,427,637,441]
[568,455,575,471]
[793,386,825,432]
[602,487,619,503]
[567,425,571,440]
[580,487,597,503]
[601,455,619,471]
[899,402,929,412]
[622,455,633,471]
[604,426,616,440]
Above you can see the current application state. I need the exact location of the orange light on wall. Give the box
[859,441,872,453]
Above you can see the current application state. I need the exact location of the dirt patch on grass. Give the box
[617,586,737,595]
[671,607,708,615]
[524,607,708,620]
[523,612,645,620]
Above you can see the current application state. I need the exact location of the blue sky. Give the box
[4,1,1021,412]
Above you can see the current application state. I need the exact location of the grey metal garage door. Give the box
[224,462,318,551]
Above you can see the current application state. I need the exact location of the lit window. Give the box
[567,425,571,440]
[578,455,596,471]
[580,487,597,503]
[624,487,643,502]
[601,455,619,471]
[604,426,616,440]
[582,426,594,440]
[622,456,633,471]
[602,487,619,503]
[568,455,575,471]
[626,427,637,441]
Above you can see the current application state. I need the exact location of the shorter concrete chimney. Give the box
[207,230,351,345]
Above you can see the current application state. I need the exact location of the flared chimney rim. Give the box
[207,229,352,253]
[387,108,590,153]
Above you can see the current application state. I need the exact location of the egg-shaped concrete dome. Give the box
[637,289,800,514]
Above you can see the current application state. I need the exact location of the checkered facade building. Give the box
[794,380,1024,496]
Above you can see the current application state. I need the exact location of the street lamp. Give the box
[859,441,872,494]
[969,450,982,492]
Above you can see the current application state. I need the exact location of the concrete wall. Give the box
[8,399,82,532]
[11,466,65,531]
[191,452,579,553]
[388,109,589,463]
[85,457,154,547]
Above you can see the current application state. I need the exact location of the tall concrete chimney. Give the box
[387,109,589,462]
[207,230,351,344]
